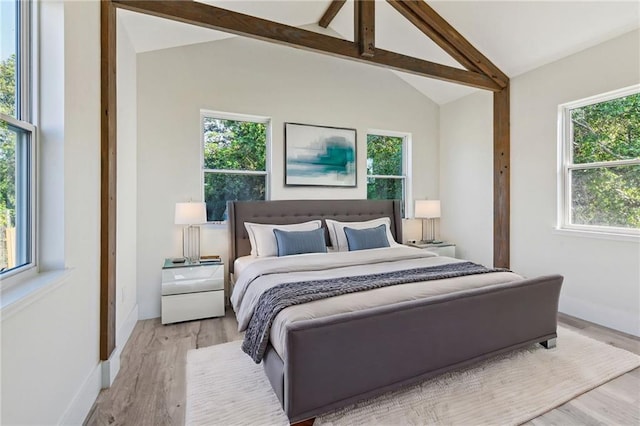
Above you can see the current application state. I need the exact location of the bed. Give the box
[228,199,563,425]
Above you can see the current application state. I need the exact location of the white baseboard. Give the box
[560,295,640,337]
[102,304,139,388]
[57,305,139,425]
[57,361,102,425]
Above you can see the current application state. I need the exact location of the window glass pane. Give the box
[367,176,404,200]
[367,176,405,216]
[1,120,30,272]
[571,93,640,164]
[367,134,403,176]
[571,165,640,229]
[0,0,18,117]
[204,173,266,221]
[203,118,266,171]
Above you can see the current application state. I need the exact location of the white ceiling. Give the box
[119,1,640,105]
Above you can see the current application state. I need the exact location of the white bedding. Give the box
[231,246,523,359]
[233,248,339,278]
[233,255,263,278]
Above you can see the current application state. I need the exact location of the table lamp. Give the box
[175,202,206,262]
[414,199,441,243]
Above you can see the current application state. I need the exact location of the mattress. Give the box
[231,246,522,359]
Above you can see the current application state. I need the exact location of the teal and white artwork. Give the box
[285,123,357,187]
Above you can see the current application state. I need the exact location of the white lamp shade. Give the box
[175,202,207,225]
[415,200,441,219]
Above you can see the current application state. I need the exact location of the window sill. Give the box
[552,227,640,242]
[1,268,75,322]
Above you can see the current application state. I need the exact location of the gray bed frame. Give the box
[228,199,563,425]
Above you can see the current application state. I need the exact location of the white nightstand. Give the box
[407,242,456,258]
[161,259,225,325]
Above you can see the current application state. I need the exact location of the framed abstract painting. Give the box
[284,122,357,187]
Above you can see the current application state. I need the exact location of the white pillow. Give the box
[325,217,398,251]
[245,220,322,257]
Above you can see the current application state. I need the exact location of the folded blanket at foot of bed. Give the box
[242,261,507,363]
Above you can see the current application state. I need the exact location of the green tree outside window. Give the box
[1,54,17,270]
[366,134,406,216]
[567,92,640,229]
[202,117,268,221]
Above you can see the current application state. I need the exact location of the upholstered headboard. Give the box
[227,199,403,273]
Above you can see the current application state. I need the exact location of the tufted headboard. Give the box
[227,199,403,273]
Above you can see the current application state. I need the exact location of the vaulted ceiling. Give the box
[119,1,640,104]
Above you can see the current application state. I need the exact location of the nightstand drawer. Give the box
[161,290,224,324]
[407,243,456,258]
[162,277,224,296]
[162,264,224,295]
[162,264,223,283]
[426,245,455,258]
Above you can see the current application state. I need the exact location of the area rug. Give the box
[185,327,640,425]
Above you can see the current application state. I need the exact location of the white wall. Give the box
[440,91,493,266]
[440,29,640,336]
[136,36,440,319]
[1,1,102,424]
[116,14,138,337]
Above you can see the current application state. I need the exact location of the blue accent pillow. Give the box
[273,228,327,257]
[344,224,390,251]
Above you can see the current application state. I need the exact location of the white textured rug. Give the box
[186,327,640,425]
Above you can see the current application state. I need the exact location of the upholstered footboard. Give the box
[262,274,563,424]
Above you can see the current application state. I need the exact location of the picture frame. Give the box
[284,122,357,187]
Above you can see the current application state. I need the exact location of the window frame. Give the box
[200,110,271,223]
[557,85,640,237]
[366,129,412,217]
[1,0,37,281]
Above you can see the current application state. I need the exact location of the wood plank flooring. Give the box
[85,312,639,426]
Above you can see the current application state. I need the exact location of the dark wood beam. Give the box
[111,0,501,91]
[393,0,508,89]
[100,0,117,361]
[493,85,510,268]
[355,0,375,57]
[386,0,480,73]
[319,0,346,28]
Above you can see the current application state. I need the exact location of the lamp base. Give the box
[183,225,201,263]
[427,218,440,244]
[419,218,440,244]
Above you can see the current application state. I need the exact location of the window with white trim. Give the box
[201,112,270,222]
[559,86,640,235]
[366,131,410,216]
[1,0,35,276]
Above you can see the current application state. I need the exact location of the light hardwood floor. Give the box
[85,312,639,426]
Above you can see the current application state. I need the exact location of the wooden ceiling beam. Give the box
[112,0,501,91]
[390,0,508,89]
[386,0,480,73]
[319,0,346,28]
[355,0,375,57]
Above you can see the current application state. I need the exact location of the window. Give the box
[366,131,410,216]
[559,86,640,235]
[1,0,35,277]
[201,112,270,222]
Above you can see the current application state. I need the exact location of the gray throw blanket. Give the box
[242,261,507,363]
